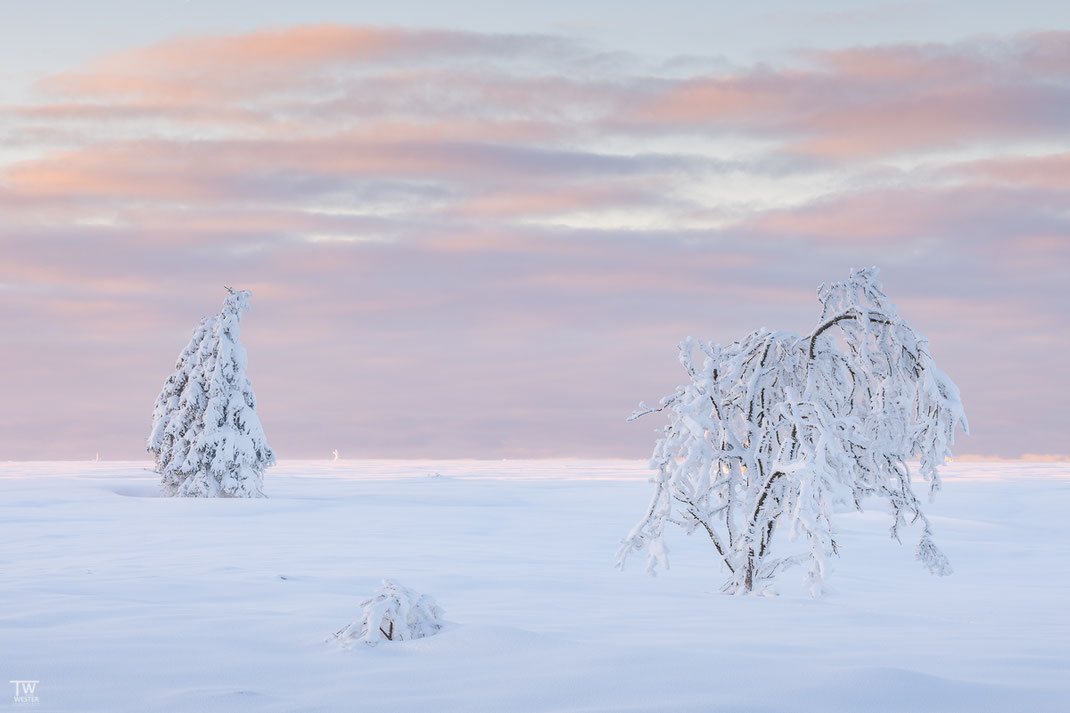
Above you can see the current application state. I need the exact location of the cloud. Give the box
[624,32,1070,158]
[741,183,1070,245]
[1,25,1068,460]
[953,453,1070,463]
[37,25,580,103]
[3,134,695,215]
[13,25,1069,163]
[949,152,1070,190]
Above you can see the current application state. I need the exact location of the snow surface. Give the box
[1,460,1068,712]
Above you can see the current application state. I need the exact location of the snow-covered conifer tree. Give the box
[161,323,220,493]
[148,316,216,494]
[617,268,968,596]
[148,288,274,498]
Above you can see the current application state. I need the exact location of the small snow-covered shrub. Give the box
[333,580,445,646]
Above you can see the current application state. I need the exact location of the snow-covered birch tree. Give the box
[148,288,275,498]
[617,267,968,596]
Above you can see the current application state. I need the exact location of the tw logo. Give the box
[9,680,40,704]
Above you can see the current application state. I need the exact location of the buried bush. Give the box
[332,579,445,646]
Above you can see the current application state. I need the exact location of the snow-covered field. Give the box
[2,460,1068,712]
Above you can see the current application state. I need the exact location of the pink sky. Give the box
[1,21,1068,460]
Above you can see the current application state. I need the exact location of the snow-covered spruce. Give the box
[617,267,968,596]
[332,580,446,646]
[147,288,275,498]
[148,316,216,495]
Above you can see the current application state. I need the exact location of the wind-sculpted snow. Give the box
[0,460,1067,712]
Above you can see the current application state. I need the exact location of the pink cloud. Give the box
[953,453,1070,463]
[951,152,1070,190]
[38,25,574,104]
[15,25,1068,164]
[631,32,1070,158]
[7,144,222,200]
[1,25,1069,461]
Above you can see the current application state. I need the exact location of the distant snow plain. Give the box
[2,460,1067,712]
